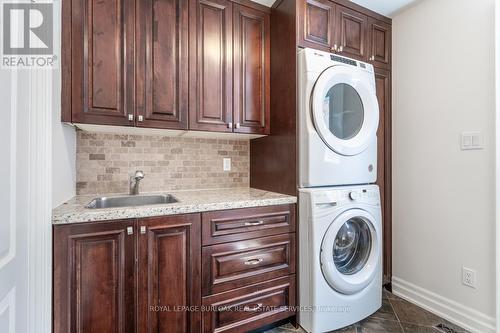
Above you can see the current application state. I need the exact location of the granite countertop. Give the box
[52,187,297,224]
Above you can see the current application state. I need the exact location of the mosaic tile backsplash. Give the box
[76,131,250,195]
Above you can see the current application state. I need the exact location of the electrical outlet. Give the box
[223,158,231,171]
[462,267,476,288]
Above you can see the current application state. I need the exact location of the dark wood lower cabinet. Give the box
[53,205,296,333]
[202,276,296,333]
[137,214,201,333]
[53,220,136,333]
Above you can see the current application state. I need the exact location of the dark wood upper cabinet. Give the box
[53,220,136,333]
[137,214,201,333]
[368,18,392,69]
[69,0,135,126]
[233,4,270,135]
[297,0,336,52]
[136,0,189,129]
[336,5,368,60]
[189,0,234,132]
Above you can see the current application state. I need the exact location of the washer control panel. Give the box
[312,186,380,206]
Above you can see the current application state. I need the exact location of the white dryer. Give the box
[298,48,379,187]
[299,185,382,333]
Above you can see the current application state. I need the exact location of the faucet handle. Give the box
[133,170,145,180]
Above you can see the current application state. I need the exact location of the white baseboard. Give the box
[392,276,496,333]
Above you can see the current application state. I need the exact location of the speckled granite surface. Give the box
[52,188,297,224]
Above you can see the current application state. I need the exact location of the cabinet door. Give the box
[374,68,392,285]
[233,5,270,135]
[71,0,135,126]
[136,0,188,129]
[368,18,391,69]
[137,214,201,333]
[297,0,336,51]
[189,0,233,132]
[336,5,368,61]
[53,220,136,333]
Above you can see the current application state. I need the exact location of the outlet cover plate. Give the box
[462,267,476,289]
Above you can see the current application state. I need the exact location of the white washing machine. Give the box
[299,185,382,333]
[298,48,379,187]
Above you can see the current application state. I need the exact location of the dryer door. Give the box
[311,65,379,156]
[320,209,380,295]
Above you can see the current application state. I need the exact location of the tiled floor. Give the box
[266,290,469,333]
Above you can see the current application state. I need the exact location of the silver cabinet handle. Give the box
[235,123,241,129]
[244,220,264,226]
[138,115,144,122]
[244,258,263,265]
[370,55,375,61]
[140,226,146,234]
[331,44,338,53]
[128,114,134,121]
[243,303,263,312]
[227,122,233,129]
[338,46,343,52]
[126,226,133,235]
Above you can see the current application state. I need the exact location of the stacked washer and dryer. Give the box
[297,48,383,332]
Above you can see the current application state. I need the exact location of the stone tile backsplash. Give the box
[76,131,249,195]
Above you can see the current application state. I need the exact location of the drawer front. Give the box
[202,234,295,295]
[202,276,296,333]
[202,204,295,245]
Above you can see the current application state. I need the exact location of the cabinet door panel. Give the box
[136,0,188,129]
[336,6,367,60]
[137,214,201,333]
[71,0,134,125]
[53,220,135,333]
[189,0,233,132]
[297,0,336,51]
[368,19,391,69]
[233,5,270,134]
[375,68,392,285]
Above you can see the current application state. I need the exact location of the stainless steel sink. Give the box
[86,194,178,209]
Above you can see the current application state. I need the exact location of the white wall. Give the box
[52,0,76,208]
[392,0,496,332]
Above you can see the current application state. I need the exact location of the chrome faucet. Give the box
[129,170,145,195]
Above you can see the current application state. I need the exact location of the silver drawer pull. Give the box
[244,258,263,265]
[243,303,263,312]
[126,226,133,235]
[140,226,146,234]
[244,220,264,226]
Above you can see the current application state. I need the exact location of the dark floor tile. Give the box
[371,298,399,322]
[401,322,442,333]
[328,324,358,332]
[390,299,467,332]
[266,323,306,332]
[356,317,404,333]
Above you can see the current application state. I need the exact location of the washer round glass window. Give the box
[322,84,364,140]
[333,217,372,275]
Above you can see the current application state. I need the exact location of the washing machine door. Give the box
[320,209,380,295]
[311,65,379,156]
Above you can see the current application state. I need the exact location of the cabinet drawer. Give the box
[202,234,295,295]
[202,204,295,245]
[202,276,295,333]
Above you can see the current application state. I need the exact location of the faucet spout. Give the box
[129,170,145,195]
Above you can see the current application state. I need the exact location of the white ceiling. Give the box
[348,0,420,17]
[251,0,420,17]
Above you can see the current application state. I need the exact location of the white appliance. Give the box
[298,48,380,187]
[299,185,382,333]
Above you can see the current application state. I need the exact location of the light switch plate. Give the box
[461,132,483,150]
[223,158,231,171]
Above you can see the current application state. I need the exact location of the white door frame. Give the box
[496,0,500,330]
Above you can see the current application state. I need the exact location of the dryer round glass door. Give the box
[311,65,379,156]
[320,209,381,295]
